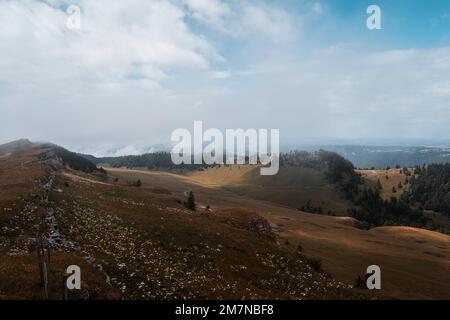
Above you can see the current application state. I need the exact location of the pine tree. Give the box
[185,191,196,211]
[376,179,383,191]
[354,275,366,289]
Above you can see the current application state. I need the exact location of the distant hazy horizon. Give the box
[4,137,450,159]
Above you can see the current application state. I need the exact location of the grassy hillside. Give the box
[188,165,353,216]
[107,167,450,299]
[357,168,410,200]
[93,150,358,216]
[358,167,450,234]
[0,139,35,155]
[0,148,364,299]
[1,144,449,299]
[53,147,103,173]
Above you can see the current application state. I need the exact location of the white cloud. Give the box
[0,0,225,146]
[429,82,450,97]
[210,70,231,79]
[183,0,298,43]
[239,2,297,43]
[215,45,450,142]
[1,0,450,150]
[312,2,323,14]
[0,0,296,94]
[182,0,231,31]
[0,0,218,87]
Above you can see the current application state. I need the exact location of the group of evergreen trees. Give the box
[281,150,432,229]
[92,152,190,170]
[348,188,427,228]
[402,164,450,217]
[54,147,104,173]
[89,152,223,171]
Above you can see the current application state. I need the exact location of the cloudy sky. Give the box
[1,0,450,155]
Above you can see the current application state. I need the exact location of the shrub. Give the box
[306,257,323,273]
[129,179,141,187]
[185,191,196,211]
[353,275,367,289]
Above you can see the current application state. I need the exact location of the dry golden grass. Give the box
[108,167,450,299]
[357,168,410,200]
[0,150,119,300]
[0,252,119,300]
[2,150,449,300]
[50,167,361,299]
[0,152,363,300]
[185,165,353,216]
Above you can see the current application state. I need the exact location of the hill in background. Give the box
[298,145,450,169]
[0,140,366,299]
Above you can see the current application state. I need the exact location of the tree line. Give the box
[281,150,431,230]
[402,164,450,217]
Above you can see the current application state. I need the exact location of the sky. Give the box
[0,0,450,155]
